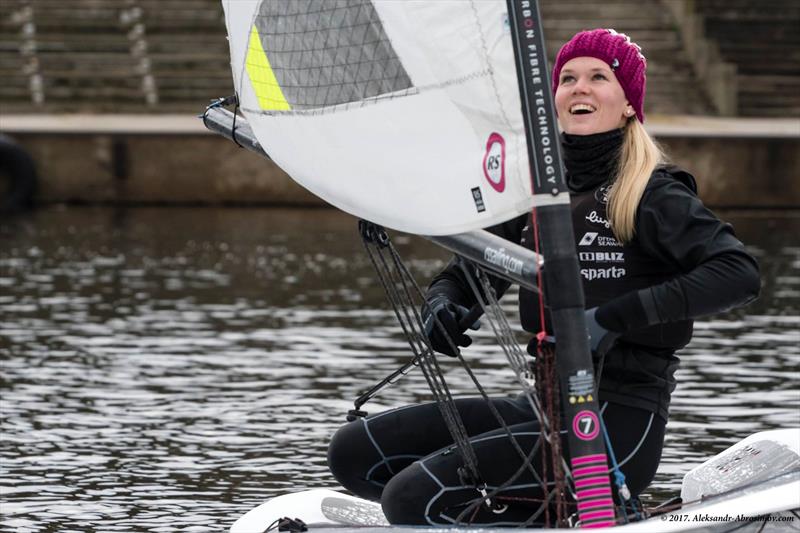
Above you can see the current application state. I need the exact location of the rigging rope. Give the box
[456,263,570,526]
[356,221,572,526]
[358,221,482,489]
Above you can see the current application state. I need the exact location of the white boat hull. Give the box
[231,429,800,532]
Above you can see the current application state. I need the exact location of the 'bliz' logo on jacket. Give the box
[579,251,624,263]
[483,132,505,193]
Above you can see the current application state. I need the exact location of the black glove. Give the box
[422,295,480,357]
[526,332,556,356]
[585,307,620,357]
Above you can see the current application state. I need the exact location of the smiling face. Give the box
[555,56,634,135]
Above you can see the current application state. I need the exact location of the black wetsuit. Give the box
[327,129,760,525]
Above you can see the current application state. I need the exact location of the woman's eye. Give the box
[560,75,574,83]
[593,73,608,81]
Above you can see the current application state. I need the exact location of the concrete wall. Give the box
[2,114,799,209]
[2,115,322,207]
[664,137,799,208]
[15,133,321,206]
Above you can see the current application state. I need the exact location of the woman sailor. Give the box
[327,28,760,525]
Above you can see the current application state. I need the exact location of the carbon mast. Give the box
[505,0,617,527]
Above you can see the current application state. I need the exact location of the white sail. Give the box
[222,0,535,236]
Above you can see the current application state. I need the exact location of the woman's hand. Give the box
[585,307,620,357]
[422,295,481,357]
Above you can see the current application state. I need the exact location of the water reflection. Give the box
[1,207,798,531]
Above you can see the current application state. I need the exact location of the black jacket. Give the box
[428,165,760,420]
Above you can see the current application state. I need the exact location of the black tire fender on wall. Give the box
[0,134,38,212]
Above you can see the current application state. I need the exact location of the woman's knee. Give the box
[327,420,383,500]
[327,422,352,482]
[381,462,438,525]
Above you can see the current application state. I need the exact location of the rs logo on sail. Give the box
[483,132,506,193]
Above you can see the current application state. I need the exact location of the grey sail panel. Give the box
[253,0,413,111]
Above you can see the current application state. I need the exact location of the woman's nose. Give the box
[572,77,590,94]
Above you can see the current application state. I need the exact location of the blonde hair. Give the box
[607,118,666,243]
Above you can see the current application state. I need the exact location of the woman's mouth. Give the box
[570,103,596,115]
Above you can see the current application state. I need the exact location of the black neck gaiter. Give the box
[561,128,625,192]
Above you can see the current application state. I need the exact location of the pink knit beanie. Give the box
[552,29,647,123]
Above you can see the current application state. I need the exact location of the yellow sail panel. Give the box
[245,24,290,111]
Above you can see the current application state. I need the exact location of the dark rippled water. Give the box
[1,207,798,532]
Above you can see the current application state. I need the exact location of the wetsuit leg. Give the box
[380,401,665,525]
[327,396,534,501]
[381,419,557,526]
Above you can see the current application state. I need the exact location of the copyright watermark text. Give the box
[661,513,795,523]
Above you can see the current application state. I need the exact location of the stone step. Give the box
[34,85,145,100]
[695,0,800,115]
[0,90,37,102]
[27,15,221,35]
[0,0,750,117]
[135,0,222,10]
[0,39,24,52]
[137,12,224,30]
[738,104,800,118]
[159,94,234,106]
[542,18,673,31]
[150,71,231,83]
[146,38,229,55]
[148,55,230,72]
[696,0,800,19]
[0,72,29,88]
[34,55,138,73]
[738,74,800,88]
[0,18,24,32]
[543,34,681,51]
[740,93,800,106]
[714,53,800,73]
[705,23,800,43]
[160,88,233,98]
[0,50,26,65]
[542,0,670,14]
[32,37,130,54]
[731,64,799,77]
[155,77,232,89]
[41,79,144,94]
